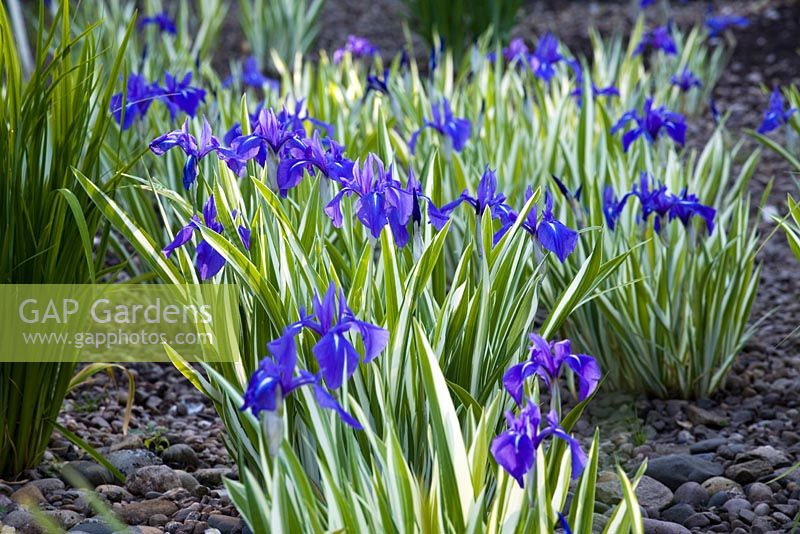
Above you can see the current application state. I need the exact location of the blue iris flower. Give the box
[223,57,280,92]
[242,283,386,429]
[671,68,702,92]
[503,38,530,64]
[137,12,176,35]
[161,72,206,119]
[634,26,678,56]
[276,132,355,196]
[365,69,390,96]
[268,283,389,394]
[568,61,619,106]
[333,35,379,64]
[502,334,601,406]
[491,403,588,488]
[529,33,563,82]
[705,10,749,38]
[162,195,250,280]
[409,98,471,155]
[611,98,687,152]
[277,99,334,137]
[757,88,798,134]
[606,173,716,234]
[150,117,220,189]
[218,108,303,176]
[109,74,162,130]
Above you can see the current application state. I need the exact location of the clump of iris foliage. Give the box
[0,1,141,477]
[5,0,772,530]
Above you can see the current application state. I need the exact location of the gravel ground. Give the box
[2,1,799,533]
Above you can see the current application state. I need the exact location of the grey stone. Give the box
[116,499,178,525]
[689,438,727,454]
[674,481,708,507]
[107,449,161,478]
[723,498,752,517]
[746,445,791,468]
[636,476,674,515]
[683,512,711,528]
[207,515,243,534]
[126,465,181,496]
[702,476,742,496]
[29,478,65,495]
[61,461,116,488]
[746,482,774,503]
[10,484,45,506]
[161,444,199,469]
[661,503,694,525]
[645,454,723,491]
[194,468,232,487]
[708,491,734,508]
[175,470,200,492]
[686,405,728,428]
[108,435,144,452]
[642,518,690,534]
[725,460,773,484]
[595,470,622,504]
[45,510,83,529]
[1,510,41,534]
[94,485,133,503]
[754,502,770,516]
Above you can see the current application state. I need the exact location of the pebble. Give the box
[162,444,199,469]
[10,483,46,506]
[660,503,695,525]
[45,509,84,529]
[1,510,40,534]
[686,405,728,428]
[108,435,145,452]
[206,515,243,534]
[683,512,711,528]
[746,482,774,502]
[635,476,674,515]
[116,499,179,525]
[689,437,727,454]
[674,481,708,507]
[127,465,182,495]
[723,498,752,518]
[645,455,723,491]
[642,518,690,534]
[702,476,742,496]
[61,461,116,488]
[108,449,161,478]
[725,460,773,484]
[754,502,770,516]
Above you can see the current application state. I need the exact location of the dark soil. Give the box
[2,1,799,533]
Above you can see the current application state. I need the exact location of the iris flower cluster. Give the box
[409,98,471,155]
[495,34,564,82]
[241,284,389,429]
[223,57,280,92]
[568,60,619,106]
[110,71,206,130]
[137,11,176,35]
[603,173,716,234]
[611,98,687,152]
[705,10,749,38]
[491,335,601,487]
[333,35,379,64]
[162,194,251,280]
[757,88,797,134]
[431,167,579,262]
[634,26,677,56]
[671,67,702,93]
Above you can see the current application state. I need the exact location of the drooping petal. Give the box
[491,427,535,488]
[565,354,602,401]
[537,218,578,262]
[313,385,363,429]
[162,224,196,257]
[195,240,226,280]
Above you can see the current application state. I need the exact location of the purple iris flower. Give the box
[333,35,379,64]
[277,99,334,137]
[409,99,471,155]
[757,88,798,134]
[241,57,279,91]
[162,195,250,280]
[366,69,390,96]
[568,61,619,106]
[109,74,162,130]
[634,26,677,56]
[276,133,355,196]
[624,173,716,234]
[640,0,656,7]
[160,72,206,119]
[150,117,220,189]
[269,283,389,393]
[218,108,303,176]
[611,98,687,152]
[323,155,435,246]
[491,403,587,487]
[137,12,176,35]
[503,334,600,406]
[492,189,579,262]
[503,38,530,63]
[602,186,625,230]
[529,33,562,82]
[671,68,702,92]
[705,11,749,38]
[433,166,506,222]
[709,98,722,124]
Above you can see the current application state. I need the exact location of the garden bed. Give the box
[1,1,799,533]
